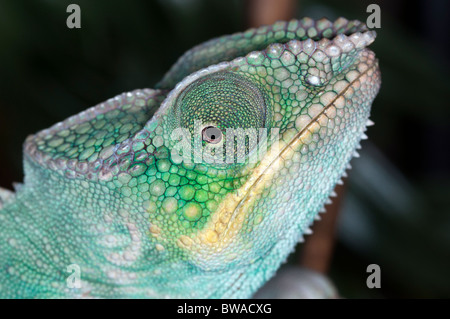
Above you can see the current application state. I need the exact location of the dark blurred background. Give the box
[0,0,449,298]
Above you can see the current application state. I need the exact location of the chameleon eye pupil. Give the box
[202,126,222,144]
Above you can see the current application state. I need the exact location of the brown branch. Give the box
[246,0,297,28]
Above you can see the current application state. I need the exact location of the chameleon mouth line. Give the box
[223,60,378,235]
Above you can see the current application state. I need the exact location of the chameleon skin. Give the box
[0,18,380,298]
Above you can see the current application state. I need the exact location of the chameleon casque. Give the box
[0,17,380,298]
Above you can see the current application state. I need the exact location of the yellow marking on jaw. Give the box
[215,222,226,234]
[183,139,290,251]
[205,230,219,243]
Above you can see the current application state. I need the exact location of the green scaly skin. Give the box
[0,18,380,298]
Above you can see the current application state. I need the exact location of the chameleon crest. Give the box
[0,18,380,298]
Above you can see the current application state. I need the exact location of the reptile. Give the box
[0,17,380,298]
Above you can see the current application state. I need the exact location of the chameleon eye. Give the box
[168,71,273,165]
[202,126,222,144]
[173,72,268,132]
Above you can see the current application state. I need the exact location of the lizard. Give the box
[0,17,380,298]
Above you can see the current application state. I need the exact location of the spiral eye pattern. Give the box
[173,72,267,133]
[170,72,271,164]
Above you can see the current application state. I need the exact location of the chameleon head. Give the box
[151,17,381,271]
[21,18,380,297]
